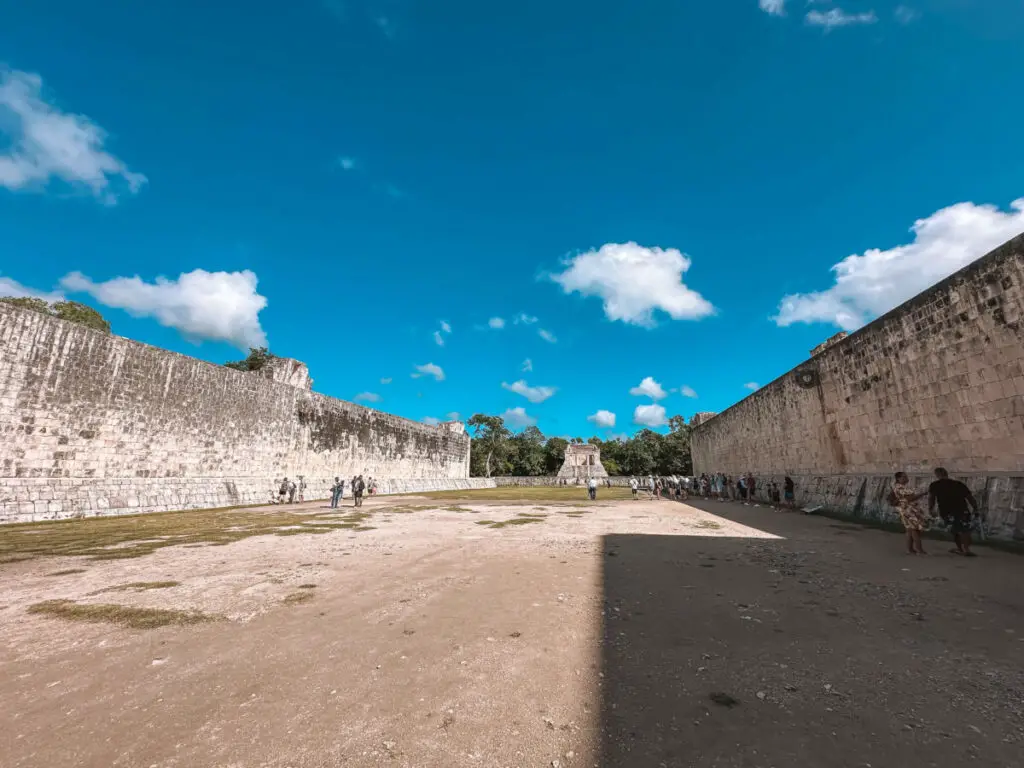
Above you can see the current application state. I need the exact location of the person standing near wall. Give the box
[330,477,343,509]
[629,477,638,499]
[929,467,980,557]
[278,478,289,504]
[783,476,795,510]
[588,476,597,501]
[890,472,931,555]
[353,475,365,507]
[288,479,297,503]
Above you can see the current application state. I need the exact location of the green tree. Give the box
[509,425,546,476]
[602,456,621,476]
[1,297,111,334]
[468,414,512,477]
[620,437,656,476]
[543,436,569,474]
[225,347,275,372]
[660,415,693,475]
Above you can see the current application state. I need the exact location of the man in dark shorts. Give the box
[928,467,979,556]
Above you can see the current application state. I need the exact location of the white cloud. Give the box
[758,0,786,16]
[521,358,533,372]
[380,377,392,384]
[744,382,760,391]
[894,5,919,24]
[446,411,462,421]
[679,385,698,398]
[374,15,397,39]
[0,274,62,302]
[502,379,557,403]
[488,317,505,329]
[338,156,357,171]
[500,406,536,429]
[422,416,441,426]
[633,404,668,428]
[412,362,445,381]
[550,242,714,327]
[775,198,1024,331]
[355,392,381,403]
[587,410,616,428]
[433,330,445,346]
[0,68,146,204]
[440,320,452,334]
[805,8,879,29]
[538,329,557,343]
[629,376,667,400]
[514,313,538,325]
[61,269,267,349]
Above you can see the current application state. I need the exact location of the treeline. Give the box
[467,413,693,478]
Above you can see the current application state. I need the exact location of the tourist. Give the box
[629,476,638,499]
[288,479,297,503]
[929,467,980,557]
[746,473,756,504]
[647,476,656,499]
[770,480,781,508]
[330,477,343,508]
[700,474,710,498]
[783,476,795,509]
[890,471,931,555]
[353,475,366,507]
[278,477,289,504]
[588,476,598,501]
[337,477,345,501]
[737,475,747,502]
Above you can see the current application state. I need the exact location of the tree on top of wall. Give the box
[0,297,111,334]
[224,346,276,372]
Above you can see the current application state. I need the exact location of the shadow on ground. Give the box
[600,501,1024,767]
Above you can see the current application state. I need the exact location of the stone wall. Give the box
[0,304,473,524]
[692,234,1024,540]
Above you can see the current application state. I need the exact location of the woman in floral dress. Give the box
[891,471,931,554]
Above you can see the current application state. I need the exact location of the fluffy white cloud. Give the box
[775,198,1024,331]
[446,411,462,421]
[502,379,557,403]
[338,156,357,171]
[440,320,452,333]
[744,382,760,391]
[0,68,146,203]
[759,0,786,16]
[538,329,557,343]
[433,330,445,346]
[501,406,537,429]
[633,403,668,428]
[380,377,393,384]
[805,8,878,29]
[522,358,533,372]
[60,269,267,349]
[422,416,441,426]
[0,274,62,302]
[550,242,714,327]
[679,385,698,398]
[355,392,381,403]
[488,317,505,329]
[587,410,616,428]
[412,362,445,381]
[629,376,668,400]
[515,313,538,325]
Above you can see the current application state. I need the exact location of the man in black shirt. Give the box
[928,467,979,557]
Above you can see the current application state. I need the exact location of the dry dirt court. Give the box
[1,488,1022,768]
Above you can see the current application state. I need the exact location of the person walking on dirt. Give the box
[783,476,795,509]
[890,471,931,555]
[278,478,289,504]
[588,476,598,501]
[929,467,980,557]
[353,475,366,507]
[330,477,343,508]
[629,477,638,499]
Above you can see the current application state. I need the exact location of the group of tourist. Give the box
[275,477,306,504]
[329,475,379,508]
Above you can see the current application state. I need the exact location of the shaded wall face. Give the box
[0,306,470,522]
[693,237,1024,477]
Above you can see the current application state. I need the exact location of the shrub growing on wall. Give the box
[0,297,111,334]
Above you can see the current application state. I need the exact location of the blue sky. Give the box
[2,0,1023,437]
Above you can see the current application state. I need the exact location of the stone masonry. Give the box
[691,233,1024,540]
[557,443,609,480]
[0,304,476,524]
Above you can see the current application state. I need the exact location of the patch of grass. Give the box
[694,520,723,530]
[0,506,377,563]
[483,517,546,530]
[0,555,33,565]
[413,486,633,503]
[443,505,474,513]
[516,512,547,518]
[46,568,87,577]
[297,583,317,589]
[283,591,315,605]
[28,599,218,629]
[89,581,180,595]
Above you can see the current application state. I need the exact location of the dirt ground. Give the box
[1,490,1022,768]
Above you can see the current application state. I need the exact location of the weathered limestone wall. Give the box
[692,234,1024,540]
[0,304,473,523]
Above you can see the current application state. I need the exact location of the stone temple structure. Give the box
[557,443,608,480]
